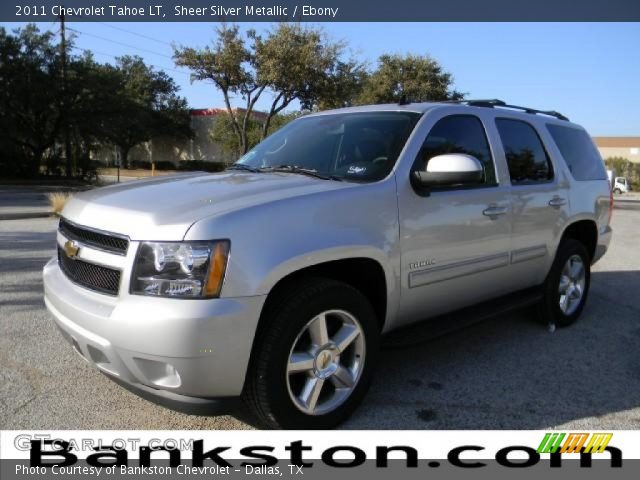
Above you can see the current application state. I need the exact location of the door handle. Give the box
[548,196,567,208]
[483,205,508,218]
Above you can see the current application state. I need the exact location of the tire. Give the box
[538,239,591,327]
[243,277,380,429]
[613,188,622,194]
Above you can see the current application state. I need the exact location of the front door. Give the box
[396,112,513,326]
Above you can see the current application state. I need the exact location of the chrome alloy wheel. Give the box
[558,254,586,315]
[286,309,366,416]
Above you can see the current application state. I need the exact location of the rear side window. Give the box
[546,124,607,181]
[417,115,496,186]
[495,118,553,184]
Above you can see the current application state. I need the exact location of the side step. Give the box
[383,287,543,349]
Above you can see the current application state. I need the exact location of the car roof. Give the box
[305,102,584,130]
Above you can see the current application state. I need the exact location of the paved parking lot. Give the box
[1,205,640,430]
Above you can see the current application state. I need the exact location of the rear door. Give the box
[494,117,569,288]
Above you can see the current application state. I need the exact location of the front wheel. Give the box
[539,239,591,327]
[243,278,380,429]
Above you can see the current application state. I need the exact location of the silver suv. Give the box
[44,99,612,429]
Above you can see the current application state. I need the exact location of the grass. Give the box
[48,192,72,214]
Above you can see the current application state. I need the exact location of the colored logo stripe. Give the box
[537,433,613,454]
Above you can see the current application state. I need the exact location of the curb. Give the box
[0,212,54,221]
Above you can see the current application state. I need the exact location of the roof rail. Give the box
[443,98,569,121]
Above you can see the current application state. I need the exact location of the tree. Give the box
[174,24,362,154]
[100,56,192,168]
[174,25,257,155]
[250,24,365,139]
[356,54,463,105]
[0,25,63,176]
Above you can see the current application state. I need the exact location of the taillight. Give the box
[608,187,614,225]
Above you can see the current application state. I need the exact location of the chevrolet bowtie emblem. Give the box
[317,351,331,369]
[64,240,80,259]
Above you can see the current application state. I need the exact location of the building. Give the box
[593,137,640,163]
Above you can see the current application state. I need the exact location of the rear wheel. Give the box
[243,277,380,429]
[539,239,591,327]
[614,188,622,194]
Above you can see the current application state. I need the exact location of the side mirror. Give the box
[412,153,483,188]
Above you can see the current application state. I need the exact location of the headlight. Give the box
[131,240,230,298]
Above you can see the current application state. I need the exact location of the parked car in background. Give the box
[44,99,612,429]
[613,176,631,194]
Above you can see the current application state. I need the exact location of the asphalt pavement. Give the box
[1,206,640,429]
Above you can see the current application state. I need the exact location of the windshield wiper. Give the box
[225,164,261,173]
[261,165,342,181]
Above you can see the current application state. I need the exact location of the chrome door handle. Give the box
[548,196,567,208]
[483,205,508,218]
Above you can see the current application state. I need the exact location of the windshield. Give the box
[235,111,420,182]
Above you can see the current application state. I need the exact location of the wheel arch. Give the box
[559,219,598,262]
[259,257,389,333]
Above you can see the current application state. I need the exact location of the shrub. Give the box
[48,192,72,214]
[154,160,176,170]
[129,160,152,170]
[604,157,640,190]
[177,160,227,172]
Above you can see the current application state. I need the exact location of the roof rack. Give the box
[444,98,569,121]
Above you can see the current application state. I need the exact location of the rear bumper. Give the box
[43,257,266,401]
[593,224,612,264]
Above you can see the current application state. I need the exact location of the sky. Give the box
[3,21,640,136]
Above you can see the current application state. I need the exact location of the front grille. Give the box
[58,247,121,296]
[59,218,129,255]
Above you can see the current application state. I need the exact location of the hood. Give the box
[61,171,349,240]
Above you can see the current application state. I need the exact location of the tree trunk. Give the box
[220,89,244,154]
[119,145,130,169]
[261,115,272,140]
[261,93,291,140]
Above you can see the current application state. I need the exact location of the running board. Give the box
[383,287,543,349]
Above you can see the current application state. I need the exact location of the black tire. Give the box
[242,277,380,429]
[613,188,622,194]
[538,239,591,327]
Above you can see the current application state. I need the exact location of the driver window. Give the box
[416,115,496,186]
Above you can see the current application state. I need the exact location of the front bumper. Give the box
[43,257,266,401]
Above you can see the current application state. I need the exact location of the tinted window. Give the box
[236,112,420,183]
[496,119,553,184]
[416,115,496,186]
[547,124,607,181]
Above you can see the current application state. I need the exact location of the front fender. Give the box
[184,178,402,326]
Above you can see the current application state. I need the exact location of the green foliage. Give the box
[98,55,192,168]
[251,24,365,136]
[0,25,63,177]
[604,157,640,189]
[357,54,463,104]
[0,25,191,178]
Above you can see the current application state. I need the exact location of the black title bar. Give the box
[4,0,640,22]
